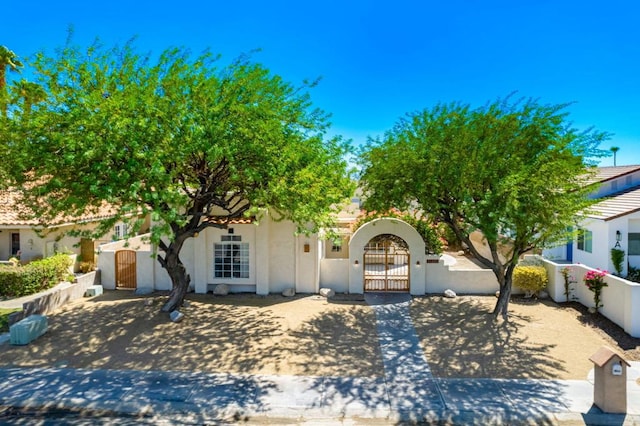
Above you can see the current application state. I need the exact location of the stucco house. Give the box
[0,187,146,267]
[544,165,640,275]
[97,199,500,295]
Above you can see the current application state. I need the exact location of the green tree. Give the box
[359,97,608,318]
[0,45,24,116]
[8,40,354,313]
[11,80,47,116]
[610,146,620,166]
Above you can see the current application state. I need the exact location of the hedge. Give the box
[513,265,548,294]
[0,254,73,298]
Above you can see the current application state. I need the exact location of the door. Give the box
[80,238,96,264]
[363,234,410,292]
[11,233,20,256]
[115,250,137,289]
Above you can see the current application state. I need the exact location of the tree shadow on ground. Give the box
[0,291,382,378]
[563,301,640,352]
[410,296,566,379]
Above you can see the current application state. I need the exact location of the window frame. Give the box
[629,233,640,255]
[577,228,593,253]
[214,235,250,279]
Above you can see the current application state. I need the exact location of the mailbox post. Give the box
[589,346,630,413]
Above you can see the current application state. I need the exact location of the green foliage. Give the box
[513,265,548,293]
[626,266,640,283]
[352,210,443,254]
[0,254,72,298]
[4,37,354,311]
[610,248,625,276]
[358,95,609,317]
[0,308,21,333]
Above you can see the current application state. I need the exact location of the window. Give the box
[331,242,342,253]
[214,236,249,278]
[114,223,128,240]
[577,228,592,253]
[11,233,20,256]
[629,233,640,255]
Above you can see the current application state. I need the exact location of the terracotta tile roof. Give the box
[0,188,117,227]
[587,187,640,221]
[583,165,640,186]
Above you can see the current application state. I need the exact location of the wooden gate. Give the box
[363,234,410,292]
[115,250,137,289]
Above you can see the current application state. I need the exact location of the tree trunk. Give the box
[159,238,191,313]
[492,265,515,320]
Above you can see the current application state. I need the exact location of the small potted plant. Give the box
[584,269,608,313]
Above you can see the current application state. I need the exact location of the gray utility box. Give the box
[589,346,630,414]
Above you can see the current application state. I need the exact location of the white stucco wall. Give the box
[268,220,297,293]
[425,260,499,294]
[295,234,319,293]
[544,259,640,337]
[572,219,609,271]
[319,259,349,293]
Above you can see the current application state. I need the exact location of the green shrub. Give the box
[0,254,73,298]
[627,266,640,283]
[0,266,25,298]
[513,265,548,294]
[611,248,625,276]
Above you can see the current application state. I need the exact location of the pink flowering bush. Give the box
[584,269,608,311]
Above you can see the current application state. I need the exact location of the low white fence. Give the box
[543,258,640,337]
[425,259,500,294]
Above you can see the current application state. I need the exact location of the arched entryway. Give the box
[349,218,426,295]
[364,234,410,292]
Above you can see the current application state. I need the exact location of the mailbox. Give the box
[589,346,630,414]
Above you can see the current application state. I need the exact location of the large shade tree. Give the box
[5,40,354,312]
[359,97,608,318]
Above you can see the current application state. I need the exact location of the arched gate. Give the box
[363,234,410,292]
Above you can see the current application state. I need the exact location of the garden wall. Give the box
[425,259,500,294]
[543,258,640,337]
[8,270,100,326]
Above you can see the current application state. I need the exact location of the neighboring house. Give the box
[98,198,500,295]
[0,188,147,267]
[544,165,640,275]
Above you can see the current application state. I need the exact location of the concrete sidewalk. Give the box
[1,292,640,424]
[0,367,639,424]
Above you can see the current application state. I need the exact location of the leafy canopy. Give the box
[359,96,608,317]
[6,39,354,244]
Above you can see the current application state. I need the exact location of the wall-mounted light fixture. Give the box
[304,243,310,253]
[354,259,359,266]
[416,260,421,267]
[615,230,622,248]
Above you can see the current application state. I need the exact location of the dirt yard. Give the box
[1,291,638,380]
[411,295,640,380]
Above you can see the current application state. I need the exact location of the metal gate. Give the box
[115,249,137,289]
[363,234,410,292]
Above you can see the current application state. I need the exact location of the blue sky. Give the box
[4,0,639,166]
